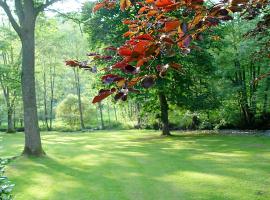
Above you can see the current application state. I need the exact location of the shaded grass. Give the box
[0,130,270,200]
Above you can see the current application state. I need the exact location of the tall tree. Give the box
[0,25,21,133]
[0,0,60,156]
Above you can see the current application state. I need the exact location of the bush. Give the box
[56,94,97,127]
[0,158,14,200]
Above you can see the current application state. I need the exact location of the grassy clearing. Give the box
[0,130,270,200]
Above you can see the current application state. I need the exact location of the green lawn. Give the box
[1,130,270,200]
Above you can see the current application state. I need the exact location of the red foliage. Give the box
[67,0,268,103]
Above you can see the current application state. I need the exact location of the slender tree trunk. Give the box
[43,69,49,131]
[73,68,85,130]
[7,107,14,133]
[113,105,118,122]
[136,103,141,128]
[107,103,111,125]
[263,77,270,114]
[98,102,104,129]
[0,54,15,133]
[21,23,44,156]
[158,92,171,136]
[49,65,56,130]
[13,104,16,129]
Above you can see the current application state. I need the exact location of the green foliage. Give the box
[0,158,14,200]
[55,94,97,127]
[82,2,129,48]
[209,16,270,128]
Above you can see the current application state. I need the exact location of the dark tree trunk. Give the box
[158,92,171,136]
[21,19,44,156]
[7,107,15,133]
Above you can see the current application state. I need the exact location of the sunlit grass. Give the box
[1,130,270,200]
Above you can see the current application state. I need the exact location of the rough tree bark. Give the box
[158,92,171,136]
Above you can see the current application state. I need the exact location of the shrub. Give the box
[55,94,97,127]
[0,158,14,200]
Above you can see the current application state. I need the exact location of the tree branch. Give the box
[35,0,61,15]
[14,0,24,25]
[0,0,22,37]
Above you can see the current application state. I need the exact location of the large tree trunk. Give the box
[158,92,171,136]
[21,21,44,156]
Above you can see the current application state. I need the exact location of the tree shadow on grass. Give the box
[6,132,270,200]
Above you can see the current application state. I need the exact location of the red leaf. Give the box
[133,34,154,41]
[164,20,180,32]
[113,61,128,69]
[133,40,151,55]
[102,74,124,84]
[170,63,182,70]
[118,46,132,56]
[155,0,174,8]
[93,2,105,12]
[128,76,144,87]
[65,60,79,67]
[120,0,131,11]
[138,6,149,14]
[123,31,134,37]
[92,88,116,104]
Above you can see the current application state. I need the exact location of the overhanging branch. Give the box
[35,0,62,15]
[0,0,22,37]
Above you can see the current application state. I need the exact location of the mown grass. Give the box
[0,130,270,200]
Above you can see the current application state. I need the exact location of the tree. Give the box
[0,0,60,156]
[55,94,96,128]
[67,0,268,134]
[67,0,268,133]
[0,25,21,133]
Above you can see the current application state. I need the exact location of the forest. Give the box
[0,0,270,199]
